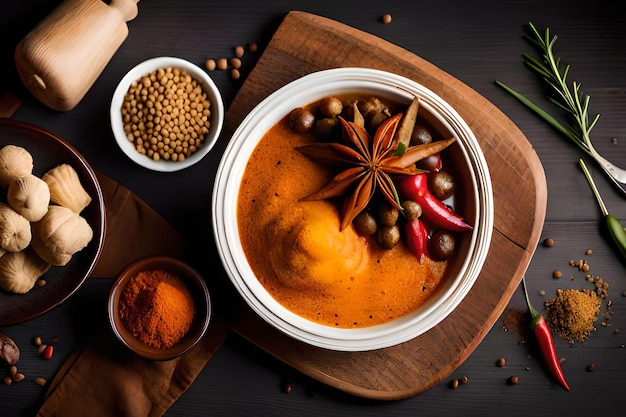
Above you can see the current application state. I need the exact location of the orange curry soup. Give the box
[237,115,448,328]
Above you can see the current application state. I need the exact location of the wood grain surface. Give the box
[226,11,547,400]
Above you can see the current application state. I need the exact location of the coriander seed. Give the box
[204,59,216,71]
[230,57,242,69]
[216,58,228,70]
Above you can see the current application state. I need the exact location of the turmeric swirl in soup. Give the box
[237,97,450,328]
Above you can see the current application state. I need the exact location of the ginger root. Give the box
[0,145,34,188]
[0,247,50,294]
[7,174,50,222]
[31,205,93,266]
[42,164,92,213]
[0,202,31,252]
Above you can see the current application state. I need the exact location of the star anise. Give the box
[297,108,455,230]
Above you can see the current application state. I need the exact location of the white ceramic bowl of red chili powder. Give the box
[212,68,494,351]
[108,256,211,361]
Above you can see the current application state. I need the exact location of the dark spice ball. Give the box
[377,225,400,249]
[374,203,399,226]
[428,170,455,201]
[402,200,422,220]
[353,211,377,236]
[428,230,456,260]
[288,107,316,133]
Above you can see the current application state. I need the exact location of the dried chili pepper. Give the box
[521,277,570,391]
[396,173,472,232]
[404,218,429,263]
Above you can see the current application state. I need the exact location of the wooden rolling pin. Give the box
[14,0,140,111]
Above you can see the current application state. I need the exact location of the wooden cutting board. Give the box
[224,11,547,400]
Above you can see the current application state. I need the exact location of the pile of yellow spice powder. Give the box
[544,288,600,343]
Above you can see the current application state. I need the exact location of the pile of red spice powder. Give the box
[119,269,196,349]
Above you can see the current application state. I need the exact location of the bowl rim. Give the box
[212,67,494,351]
[107,256,212,361]
[110,56,224,172]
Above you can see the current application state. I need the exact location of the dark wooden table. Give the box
[1,1,625,416]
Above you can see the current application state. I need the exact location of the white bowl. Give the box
[212,68,494,351]
[110,57,224,172]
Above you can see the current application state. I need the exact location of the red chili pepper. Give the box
[522,277,570,391]
[404,218,429,263]
[396,173,472,232]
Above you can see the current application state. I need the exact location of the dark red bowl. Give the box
[0,118,106,325]
[108,256,211,361]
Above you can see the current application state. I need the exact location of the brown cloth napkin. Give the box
[34,172,229,416]
[37,322,228,417]
[89,172,187,278]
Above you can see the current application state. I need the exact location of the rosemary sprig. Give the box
[495,22,600,155]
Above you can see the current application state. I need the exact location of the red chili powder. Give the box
[119,269,196,349]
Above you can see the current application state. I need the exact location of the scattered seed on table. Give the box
[538,289,546,296]
[234,45,245,58]
[37,344,47,355]
[496,357,506,367]
[586,363,596,372]
[586,248,593,255]
[216,58,228,70]
[32,336,42,347]
[40,345,53,360]
[382,13,392,24]
[34,377,46,387]
[281,379,292,393]
[3,376,12,385]
[230,69,240,80]
[13,373,24,382]
[553,270,562,278]
[507,375,519,385]
[230,57,242,69]
[204,59,216,71]
[449,378,459,389]
[543,238,555,247]
[248,42,258,53]
[460,376,469,384]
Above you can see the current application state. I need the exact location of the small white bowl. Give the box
[212,68,494,351]
[110,57,224,172]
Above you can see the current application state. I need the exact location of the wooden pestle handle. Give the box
[14,0,140,112]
